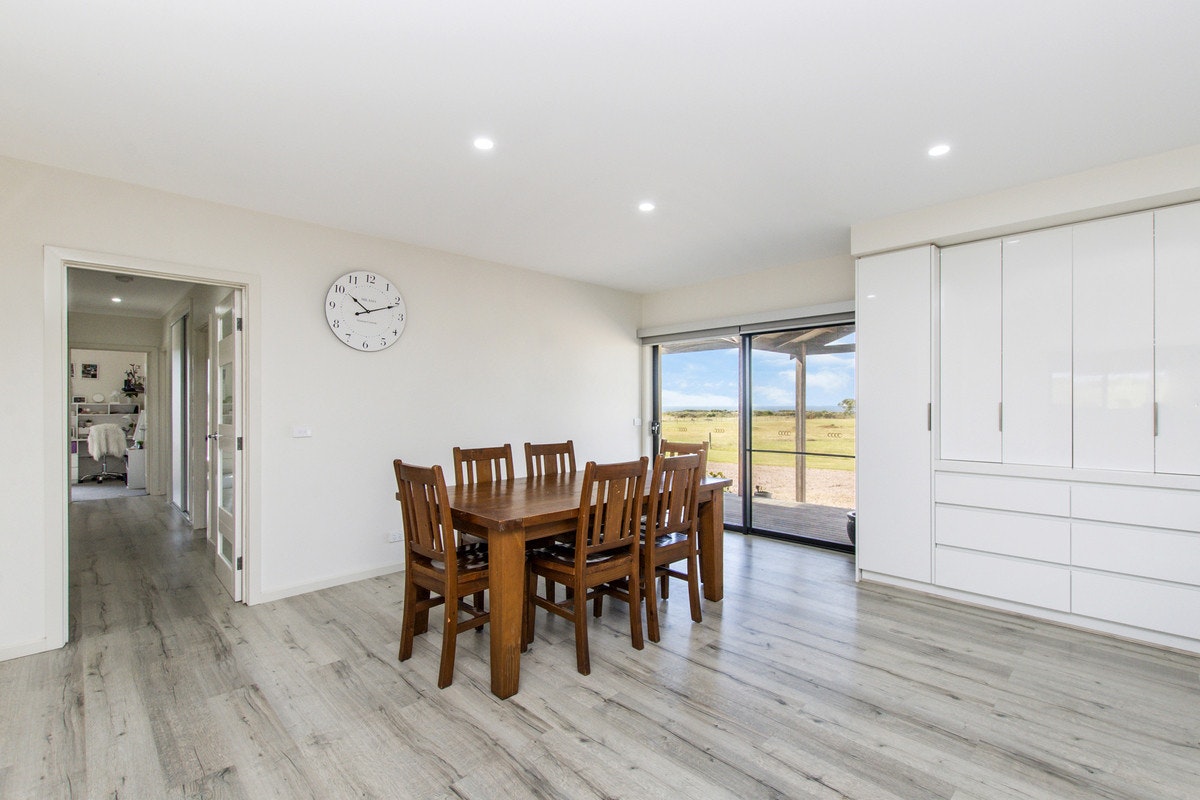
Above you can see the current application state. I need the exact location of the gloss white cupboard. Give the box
[855,245,933,584]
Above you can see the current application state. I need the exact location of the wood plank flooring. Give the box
[2,494,1198,798]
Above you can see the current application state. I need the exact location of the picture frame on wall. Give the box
[81,363,98,379]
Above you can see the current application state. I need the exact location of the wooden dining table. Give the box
[442,472,732,698]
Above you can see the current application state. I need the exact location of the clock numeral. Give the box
[380,337,387,346]
[361,341,370,350]
[365,274,376,284]
[328,299,338,309]
[334,284,347,293]
[332,319,341,329]
[344,333,352,341]
[348,275,359,284]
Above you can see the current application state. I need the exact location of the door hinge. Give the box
[236,556,243,570]
[236,436,243,451]
[236,317,243,332]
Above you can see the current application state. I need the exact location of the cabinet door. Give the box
[1154,202,1200,475]
[1002,227,1073,467]
[939,240,1001,462]
[1073,213,1155,472]
[856,246,933,583]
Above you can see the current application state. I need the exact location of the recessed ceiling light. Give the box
[638,201,656,213]
[928,143,951,157]
[473,137,495,151]
[111,297,122,303]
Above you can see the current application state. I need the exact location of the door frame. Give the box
[43,245,261,648]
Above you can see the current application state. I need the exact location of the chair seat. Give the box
[432,541,489,571]
[644,531,690,549]
[529,542,625,568]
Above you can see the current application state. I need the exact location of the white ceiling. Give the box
[5,1,1200,295]
[67,268,194,318]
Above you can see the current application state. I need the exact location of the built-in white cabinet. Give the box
[1001,227,1073,467]
[860,199,1200,655]
[856,246,933,583]
[1072,212,1156,472]
[938,240,1001,462]
[1153,202,1200,475]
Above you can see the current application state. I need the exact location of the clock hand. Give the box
[355,303,401,316]
[348,294,375,314]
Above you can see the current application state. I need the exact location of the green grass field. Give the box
[661,411,855,471]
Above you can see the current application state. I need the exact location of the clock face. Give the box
[325,271,407,351]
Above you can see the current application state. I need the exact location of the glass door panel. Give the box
[655,336,741,525]
[747,325,856,547]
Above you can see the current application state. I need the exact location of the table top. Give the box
[448,473,731,533]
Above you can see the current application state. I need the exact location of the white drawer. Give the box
[1072,571,1200,640]
[936,505,1070,564]
[1071,484,1200,532]
[935,472,1070,516]
[1072,522,1200,586]
[935,548,1071,611]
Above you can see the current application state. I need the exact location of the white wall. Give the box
[69,348,145,404]
[640,253,854,331]
[2,155,641,660]
[851,144,1200,255]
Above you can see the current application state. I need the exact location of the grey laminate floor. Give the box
[2,494,1197,799]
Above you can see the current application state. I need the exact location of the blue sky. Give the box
[661,346,856,411]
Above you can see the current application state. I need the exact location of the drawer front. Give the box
[935,472,1070,516]
[935,548,1071,611]
[1072,522,1200,586]
[1073,571,1200,640]
[1072,484,1200,532]
[936,505,1070,564]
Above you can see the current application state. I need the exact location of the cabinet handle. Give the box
[1154,402,1159,437]
[927,403,932,432]
[998,402,1003,432]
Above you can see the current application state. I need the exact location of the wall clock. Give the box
[325,270,407,351]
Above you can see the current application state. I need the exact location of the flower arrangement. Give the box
[123,364,145,396]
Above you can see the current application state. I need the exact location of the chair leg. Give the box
[687,551,703,623]
[399,576,418,661]
[628,565,644,651]
[645,566,662,643]
[592,594,604,618]
[660,573,670,600]
[437,597,458,689]
[544,579,555,604]
[573,582,590,675]
[523,569,537,650]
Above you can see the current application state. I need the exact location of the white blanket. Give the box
[87,423,127,460]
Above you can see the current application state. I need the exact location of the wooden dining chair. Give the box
[523,457,648,675]
[524,440,576,477]
[659,439,709,471]
[641,452,704,642]
[393,460,490,688]
[453,443,515,485]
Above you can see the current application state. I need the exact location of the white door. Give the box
[1073,212,1155,472]
[939,239,1001,463]
[1154,202,1200,475]
[856,246,933,583]
[1002,227,1073,467]
[210,291,243,600]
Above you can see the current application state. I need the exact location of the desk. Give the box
[447,473,731,698]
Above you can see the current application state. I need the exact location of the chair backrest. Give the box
[452,444,515,485]
[659,439,708,472]
[575,457,648,558]
[393,460,455,565]
[645,453,703,538]
[524,440,576,477]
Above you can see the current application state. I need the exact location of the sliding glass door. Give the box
[653,322,856,550]
[746,326,856,547]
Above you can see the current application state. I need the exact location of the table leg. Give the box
[489,528,525,698]
[698,491,724,601]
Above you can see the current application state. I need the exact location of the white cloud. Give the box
[661,389,737,410]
